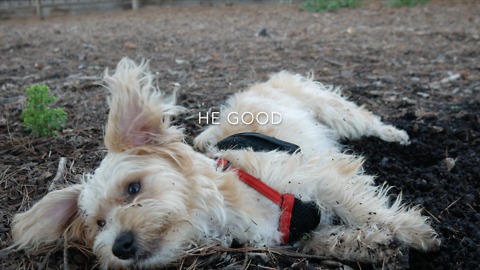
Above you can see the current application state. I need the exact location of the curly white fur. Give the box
[10,58,439,269]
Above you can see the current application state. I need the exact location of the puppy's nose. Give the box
[112,231,137,260]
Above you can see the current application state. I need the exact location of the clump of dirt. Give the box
[0,1,479,269]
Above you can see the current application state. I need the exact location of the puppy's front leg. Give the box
[287,154,439,253]
[193,125,219,152]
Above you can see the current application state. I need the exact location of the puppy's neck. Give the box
[186,152,281,246]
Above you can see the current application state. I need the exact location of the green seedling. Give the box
[21,84,67,137]
[387,0,429,7]
[302,0,361,12]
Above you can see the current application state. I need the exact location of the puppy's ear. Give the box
[11,184,82,250]
[103,58,186,152]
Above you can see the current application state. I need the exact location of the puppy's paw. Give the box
[378,125,410,145]
[409,232,441,252]
[193,129,217,152]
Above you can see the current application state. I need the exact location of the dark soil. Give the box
[1,1,479,269]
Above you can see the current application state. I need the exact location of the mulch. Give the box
[0,1,479,269]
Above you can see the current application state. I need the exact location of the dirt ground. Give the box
[0,1,479,269]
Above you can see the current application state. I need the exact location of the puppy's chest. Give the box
[216,133,321,245]
[221,193,282,246]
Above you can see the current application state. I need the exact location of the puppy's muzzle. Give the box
[112,231,137,260]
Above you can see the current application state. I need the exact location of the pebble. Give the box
[416,91,430,98]
[257,28,268,37]
[444,157,456,172]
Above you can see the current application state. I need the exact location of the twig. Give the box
[63,239,69,270]
[20,185,32,211]
[48,157,67,192]
[322,260,355,270]
[440,197,462,216]
[242,252,250,269]
[67,76,101,81]
[186,256,199,270]
[6,118,14,146]
[38,239,62,270]
[324,57,345,67]
[52,157,67,183]
[246,252,269,262]
[465,203,476,212]
[210,246,328,261]
[423,208,441,224]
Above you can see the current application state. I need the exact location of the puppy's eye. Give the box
[127,181,141,195]
[97,219,106,228]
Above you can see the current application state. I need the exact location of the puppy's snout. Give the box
[112,231,137,260]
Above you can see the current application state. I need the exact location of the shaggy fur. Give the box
[10,58,440,269]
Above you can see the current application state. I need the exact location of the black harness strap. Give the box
[216,132,300,154]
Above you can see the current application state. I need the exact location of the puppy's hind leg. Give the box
[306,92,410,145]
[267,72,410,144]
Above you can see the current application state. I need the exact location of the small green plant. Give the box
[302,0,361,12]
[21,84,67,137]
[387,0,428,7]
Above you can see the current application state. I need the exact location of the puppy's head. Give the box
[11,59,222,268]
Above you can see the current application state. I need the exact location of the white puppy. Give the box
[10,58,440,269]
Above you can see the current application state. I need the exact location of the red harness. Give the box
[217,159,295,245]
